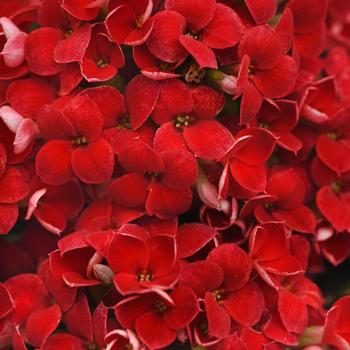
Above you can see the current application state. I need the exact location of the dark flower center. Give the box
[327,132,338,140]
[153,300,167,314]
[185,31,201,41]
[331,180,342,194]
[72,136,88,145]
[144,171,161,182]
[117,117,131,129]
[174,114,194,129]
[137,270,153,282]
[212,289,225,304]
[134,16,143,29]
[96,57,109,68]
[185,64,206,83]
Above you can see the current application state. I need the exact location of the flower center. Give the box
[137,270,153,282]
[212,289,225,304]
[96,58,108,68]
[174,114,194,129]
[117,117,131,129]
[185,30,201,41]
[185,64,206,83]
[72,136,88,145]
[64,27,73,38]
[327,132,338,140]
[153,300,167,314]
[331,180,342,194]
[144,172,161,182]
[134,16,143,29]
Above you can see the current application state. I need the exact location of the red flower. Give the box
[42,293,109,350]
[151,80,234,160]
[2,274,61,348]
[180,244,264,339]
[311,157,350,232]
[106,0,154,46]
[80,25,125,82]
[236,25,297,123]
[106,224,179,294]
[115,287,199,349]
[242,168,317,233]
[108,138,197,218]
[35,92,115,185]
[248,222,303,288]
[323,295,350,350]
[146,0,242,68]
[25,179,84,235]
[221,127,276,193]
[253,100,302,153]
[62,0,106,21]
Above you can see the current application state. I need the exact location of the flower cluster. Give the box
[0,0,350,349]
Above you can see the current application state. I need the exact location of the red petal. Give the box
[164,286,199,329]
[34,204,66,235]
[153,122,188,153]
[62,0,101,20]
[4,274,50,324]
[234,127,277,165]
[230,159,266,193]
[273,205,316,233]
[0,283,12,318]
[202,4,242,49]
[36,105,76,140]
[118,139,164,173]
[253,55,297,98]
[266,169,305,208]
[59,63,82,96]
[106,5,153,45]
[109,174,148,208]
[224,281,264,326]
[179,35,217,69]
[191,85,225,120]
[245,0,276,24]
[148,235,176,276]
[24,28,63,76]
[275,8,294,53]
[36,140,74,185]
[54,25,92,63]
[63,94,103,141]
[262,310,299,345]
[278,289,308,334]
[125,74,161,129]
[161,149,197,189]
[71,138,114,184]
[316,135,350,174]
[92,303,108,348]
[107,234,149,273]
[176,223,216,259]
[136,312,177,349]
[25,304,61,347]
[165,0,216,31]
[0,166,29,203]
[152,79,193,125]
[238,25,283,69]
[6,77,56,117]
[260,254,302,275]
[65,292,93,342]
[207,243,252,291]
[146,182,192,218]
[184,120,234,160]
[317,186,350,232]
[146,10,187,63]
[81,86,126,128]
[240,82,263,124]
[205,291,231,339]
[42,334,86,350]
[179,261,223,297]
[250,222,287,262]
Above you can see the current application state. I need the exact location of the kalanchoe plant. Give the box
[0,0,350,349]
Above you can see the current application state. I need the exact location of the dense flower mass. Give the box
[1,0,350,349]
